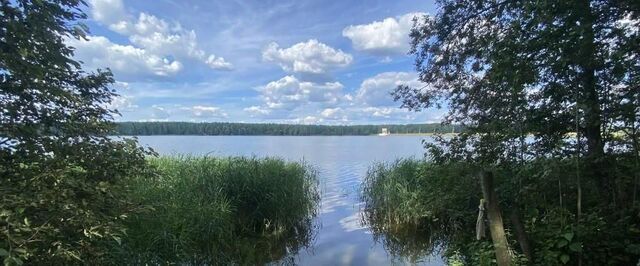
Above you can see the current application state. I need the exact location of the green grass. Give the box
[112,156,320,265]
[361,159,437,263]
[361,159,478,263]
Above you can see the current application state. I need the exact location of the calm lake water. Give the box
[136,135,444,266]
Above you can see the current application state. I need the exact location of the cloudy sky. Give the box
[71,0,443,124]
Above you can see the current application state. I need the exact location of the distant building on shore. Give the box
[378,127,390,136]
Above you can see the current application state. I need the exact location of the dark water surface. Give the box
[136,135,444,266]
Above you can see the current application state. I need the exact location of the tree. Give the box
[395,0,639,196]
[393,0,640,264]
[0,0,150,264]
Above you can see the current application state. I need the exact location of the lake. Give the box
[136,135,444,266]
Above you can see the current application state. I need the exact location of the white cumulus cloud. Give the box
[188,105,228,118]
[89,0,128,25]
[342,12,425,57]
[355,72,424,107]
[108,95,138,113]
[67,35,183,79]
[260,75,345,110]
[244,106,271,116]
[81,0,232,77]
[320,107,348,121]
[151,105,170,120]
[262,39,352,74]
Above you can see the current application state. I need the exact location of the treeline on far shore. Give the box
[114,122,464,136]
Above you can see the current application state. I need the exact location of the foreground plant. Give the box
[0,0,152,264]
[117,156,320,265]
[387,0,639,265]
[362,158,640,265]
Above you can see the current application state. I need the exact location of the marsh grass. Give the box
[361,159,478,263]
[361,159,436,263]
[114,156,320,265]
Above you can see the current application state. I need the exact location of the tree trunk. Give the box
[577,0,609,200]
[577,0,604,160]
[480,171,511,266]
[509,209,533,264]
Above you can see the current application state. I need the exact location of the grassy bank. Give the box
[113,156,320,265]
[362,158,640,265]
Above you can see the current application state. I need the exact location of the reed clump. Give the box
[361,159,476,263]
[115,156,320,265]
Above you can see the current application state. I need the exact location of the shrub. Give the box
[361,158,640,265]
[1,139,152,265]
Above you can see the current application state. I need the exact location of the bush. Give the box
[361,157,640,265]
[115,156,320,265]
[0,139,152,265]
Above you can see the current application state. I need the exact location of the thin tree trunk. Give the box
[578,0,604,159]
[480,171,511,266]
[577,0,607,198]
[632,121,639,205]
[509,209,533,264]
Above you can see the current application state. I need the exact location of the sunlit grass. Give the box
[361,159,478,263]
[113,156,320,265]
[361,159,436,262]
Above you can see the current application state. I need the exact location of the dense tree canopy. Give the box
[115,122,462,136]
[387,0,640,264]
[1,0,150,264]
[394,0,640,194]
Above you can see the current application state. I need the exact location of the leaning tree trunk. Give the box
[509,209,533,264]
[480,171,511,266]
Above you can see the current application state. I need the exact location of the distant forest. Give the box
[114,122,463,136]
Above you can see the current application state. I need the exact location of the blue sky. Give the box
[70,0,444,124]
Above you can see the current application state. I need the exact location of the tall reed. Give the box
[114,156,319,265]
[361,159,477,263]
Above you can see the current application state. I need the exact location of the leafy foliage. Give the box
[394,0,639,166]
[373,1,640,264]
[362,158,640,265]
[0,0,152,264]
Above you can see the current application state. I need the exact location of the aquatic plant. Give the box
[361,159,478,263]
[114,156,320,265]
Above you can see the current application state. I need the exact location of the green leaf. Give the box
[0,249,8,257]
[563,232,574,241]
[569,242,582,252]
[3,256,23,266]
[557,239,568,248]
[560,254,570,264]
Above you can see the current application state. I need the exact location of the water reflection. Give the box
[136,136,444,265]
[229,217,320,265]
[363,215,439,264]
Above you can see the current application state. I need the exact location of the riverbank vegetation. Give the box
[115,122,463,136]
[114,157,319,265]
[363,158,640,265]
[361,0,640,265]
